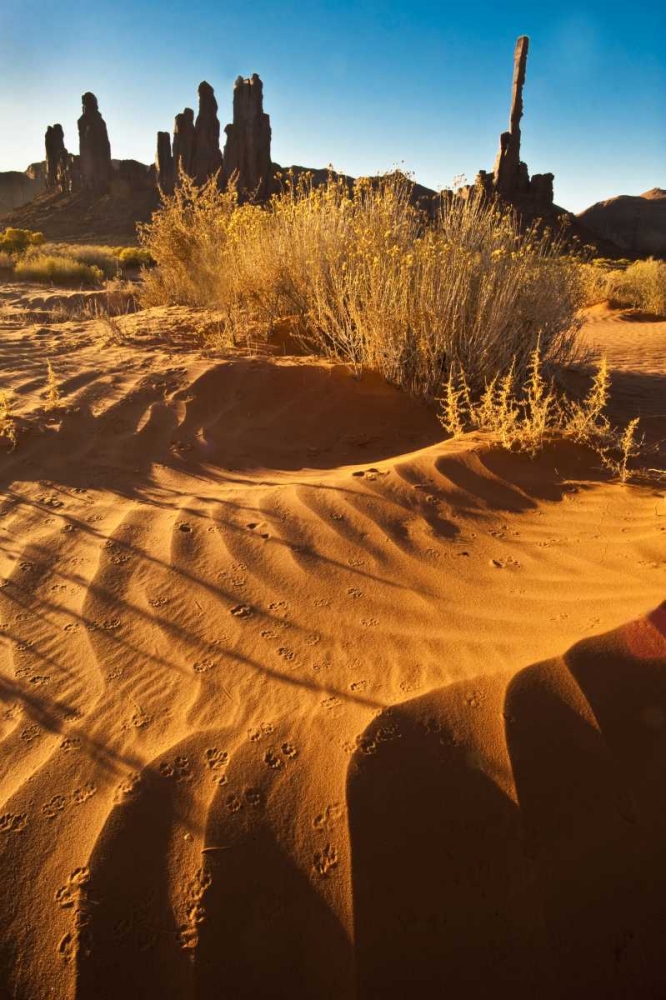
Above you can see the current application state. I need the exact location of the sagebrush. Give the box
[140,172,585,396]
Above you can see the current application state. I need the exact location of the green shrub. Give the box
[14,254,104,286]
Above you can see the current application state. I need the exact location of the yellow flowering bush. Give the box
[139,171,584,395]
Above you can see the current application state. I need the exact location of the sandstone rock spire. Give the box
[173,108,196,180]
[156,131,175,194]
[193,82,222,185]
[222,73,272,199]
[77,92,112,192]
[45,124,70,192]
[493,36,529,196]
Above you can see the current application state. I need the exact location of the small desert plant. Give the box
[0,391,17,448]
[0,227,45,255]
[438,351,645,479]
[14,254,104,287]
[0,252,14,273]
[45,360,60,405]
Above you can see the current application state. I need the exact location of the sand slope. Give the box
[0,290,664,998]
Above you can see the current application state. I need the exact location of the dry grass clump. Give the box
[117,247,154,269]
[45,360,60,406]
[439,347,642,481]
[0,235,154,285]
[14,254,104,287]
[583,258,666,316]
[0,391,17,449]
[140,172,584,396]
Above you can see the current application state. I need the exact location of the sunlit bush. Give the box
[140,172,584,395]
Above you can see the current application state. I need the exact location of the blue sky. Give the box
[1,0,664,211]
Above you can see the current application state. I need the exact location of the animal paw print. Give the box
[20,724,41,743]
[54,868,90,909]
[205,748,229,771]
[248,722,274,742]
[73,783,97,805]
[42,795,67,819]
[322,696,341,711]
[361,617,378,627]
[281,742,298,759]
[313,844,339,878]
[159,755,192,782]
[277,646,295,662]
[313,804,342,832]
[226,794,242,814]
[0,812,27,833]
[465,690,486,709]
[306,634,321,646]
[350,679,367,692]
[114,772,141,802]
[193,659,216,673]
[264,750,283,770]
[245,788,263,807]
[148,596,170,608]
[347,587,362,598]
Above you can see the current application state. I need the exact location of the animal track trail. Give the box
[55,866,92,966]
[176,867,212,951]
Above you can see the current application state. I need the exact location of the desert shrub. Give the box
[140,172,584,397]
[605,259,666,315]
[14,254,104,287]
[64,245,121,278]
[0,252,15,272]
[582,258,666,315]
[116,246,154,269]
[439,348,643,481]
[0,228,45,255]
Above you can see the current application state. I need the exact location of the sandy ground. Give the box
[0,285,664,999]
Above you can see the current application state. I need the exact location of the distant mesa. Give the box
[0,164,46,216]
[577,189,666,257]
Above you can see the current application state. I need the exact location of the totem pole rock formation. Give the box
[222,74,272,199]
[156,131,175,193]
[493,35,529,196]
[193,82,223,185]
[475,36,554,207]
[45,124,73,193]
[78,92,112,193]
